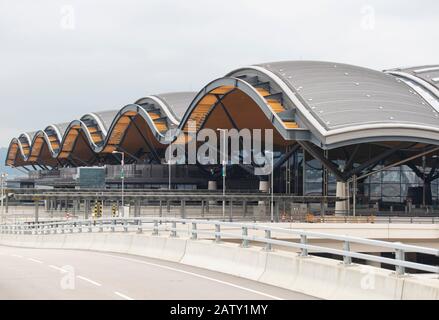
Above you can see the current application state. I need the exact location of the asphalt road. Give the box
[0,245,316,300]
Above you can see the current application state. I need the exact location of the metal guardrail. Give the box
[1,218,438,276]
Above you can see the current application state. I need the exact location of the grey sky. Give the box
[1,0,438,147]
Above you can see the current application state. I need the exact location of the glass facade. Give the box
[274,148,439,208]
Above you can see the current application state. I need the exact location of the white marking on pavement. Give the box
[27,258,43,264]
[114,291,134,300]
[99,253,283,300]
[48,265,68,273]
[77,276,102,287]
[11,254,23,258]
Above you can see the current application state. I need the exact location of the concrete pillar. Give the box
[180,200,186,218]
[135,199,141,217]
[335,181,348,215]
[208,181,217,206]
[243,200,247,217]
[208,180,217,190]
[84,200,90,220]
[34,200,39,223]
[258,179,269,207]
[259,180,269,192]
[229,200,233,222]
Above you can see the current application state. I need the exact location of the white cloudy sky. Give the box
[0,0,438,146]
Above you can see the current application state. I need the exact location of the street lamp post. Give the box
[167,145,172,191]
[265,151,274,223]
[216,129,227,219]
[112,151,125,209]
[0,173,7,224]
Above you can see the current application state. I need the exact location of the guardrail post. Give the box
[191,222,197,240]
[78,222,82,233]
[137,219,143,234]
[153,220,159,236]
[88,221,92,233]
[241,227,249,248]
[170,221,177,237]
[215,223,221,243]
[300,234,308,257]
[99,220,103,232]
[395,245,406,276]
[264,230,272,251]
[343,241,352,265]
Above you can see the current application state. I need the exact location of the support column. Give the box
[257,179,269,219]
[335,181,348,216]
[208,180,218,191]
[180,200,186,218]
[208,181,217,206]
[84,200,90,220]
[258,179,269,205]
[34,200,39,223]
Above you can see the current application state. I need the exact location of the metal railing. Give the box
[1,217,438,276]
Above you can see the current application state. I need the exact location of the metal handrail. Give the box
[1,217,438,275]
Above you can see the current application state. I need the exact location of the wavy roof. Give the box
[6,60,439,168]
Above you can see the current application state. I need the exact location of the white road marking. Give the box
[114,291,134,300]
[48,265,68,273]
[11,254,23,258]
[99,253,283,300]
[27,258,43,264]
[77,276,102,287]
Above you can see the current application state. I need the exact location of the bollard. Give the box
[241,227,249,248]
[215,224,221,243]
[170,221,177,237]
[153,220,159,236]
[343,241,352,264]
[264,230,272,251]
[300,234,308,257]
[191,222,197,240]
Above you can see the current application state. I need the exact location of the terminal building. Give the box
[5,61,439,214]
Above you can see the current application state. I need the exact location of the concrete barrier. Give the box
[182,240,267,281]
[0,232,438,300]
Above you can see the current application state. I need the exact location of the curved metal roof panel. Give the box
[92,110,120,131]
[152,92,197,120]
[254,61,439,131]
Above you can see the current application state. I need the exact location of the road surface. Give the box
[0,245,316,300]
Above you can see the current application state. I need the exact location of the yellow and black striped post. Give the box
[92,201,98,220]
[112,203,117,217]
